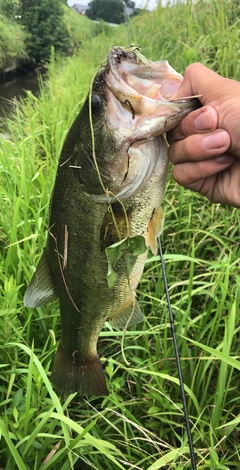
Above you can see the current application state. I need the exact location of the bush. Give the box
[18,0,71,63]
[0,13,28,72]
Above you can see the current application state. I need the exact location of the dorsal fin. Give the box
[24,249,57,308]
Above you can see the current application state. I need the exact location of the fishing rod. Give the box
[158,236,197,469]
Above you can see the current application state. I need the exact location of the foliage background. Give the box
[0,11,28,72]
[0,0,240,469]
[85,0,138,25]
[0,0,82,68]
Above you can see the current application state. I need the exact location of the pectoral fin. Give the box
[24,249,57,308]
[146,207,164,255]
[109,299,143,329]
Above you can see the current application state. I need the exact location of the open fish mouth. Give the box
[89,47,199,203]
[105,46,196,130]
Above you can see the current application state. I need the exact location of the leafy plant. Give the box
[17,0,71,63]
[0,13,28,72]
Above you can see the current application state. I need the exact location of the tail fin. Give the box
[51,341,109,397]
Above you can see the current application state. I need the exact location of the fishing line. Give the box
[158,236,197,470]
[122,1,138,47]
[122,2,131,46]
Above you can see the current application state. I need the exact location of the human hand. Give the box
[167,63,240,207]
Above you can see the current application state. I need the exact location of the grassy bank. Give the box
[0,5,89,73]
[0,14,28,73]
[0,0,240,469]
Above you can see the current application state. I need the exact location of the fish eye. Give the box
[91,94,102,115]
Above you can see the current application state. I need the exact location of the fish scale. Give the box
[24,47,199,397]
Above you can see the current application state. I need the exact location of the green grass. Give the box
[0,13,28,72]
[1,0,240,468]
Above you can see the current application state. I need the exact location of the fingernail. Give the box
[194,109,213,131]
[203,130,229,150]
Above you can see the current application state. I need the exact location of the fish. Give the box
[24,46,198,397]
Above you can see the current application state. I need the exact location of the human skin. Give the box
[167,63,240,207]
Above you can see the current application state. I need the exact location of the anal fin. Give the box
[109,299,143,329]
[24,249,57,308]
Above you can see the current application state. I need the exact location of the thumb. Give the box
[170,63,223,105]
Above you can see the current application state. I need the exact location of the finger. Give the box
[168,129,231,165]
[169,62,225,104]
[171,154,236,189]
[167,106,218,144]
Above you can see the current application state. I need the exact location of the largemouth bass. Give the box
[24,47,198,397]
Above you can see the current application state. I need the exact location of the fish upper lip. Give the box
[106,47,143,102]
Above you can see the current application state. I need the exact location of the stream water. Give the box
[0,70,43,127]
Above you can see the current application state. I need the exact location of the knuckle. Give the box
[184,62,203,77]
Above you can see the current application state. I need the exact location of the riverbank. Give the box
[0,5,109,119]
[0,4,91,76]
[0,68,47,122]
[0,13,27,74]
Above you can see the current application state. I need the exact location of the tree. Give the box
[0,0,20,19]
[18,0,70,63]
[86,0,125,24]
